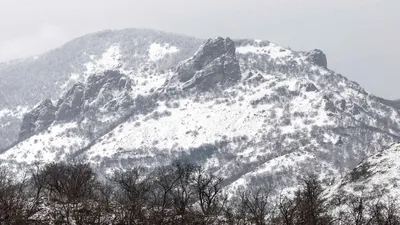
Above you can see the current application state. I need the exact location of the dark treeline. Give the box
[0,161,399,225]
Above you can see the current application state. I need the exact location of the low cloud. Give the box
[0,25,70,61]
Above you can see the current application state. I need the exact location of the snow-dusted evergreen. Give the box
[0,28,399,196]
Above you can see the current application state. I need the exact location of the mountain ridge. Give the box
[0,28,204,149]
[0,28,399,196]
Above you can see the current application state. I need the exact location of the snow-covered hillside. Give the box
[1,29,400,194]
[326,142,400,200]
[0,29,203,149]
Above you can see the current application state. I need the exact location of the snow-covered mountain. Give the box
[0,28,400,194]
[0,29,203,149]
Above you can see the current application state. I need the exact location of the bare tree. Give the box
[369,197,400,225]
[275,196,297,225]
[112,168,150,224]
[35,162,100,224]
[342,194,370,225]
[0,168,41,224]
[239,188,273,225]
[192,166,225,224]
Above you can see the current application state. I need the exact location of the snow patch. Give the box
[237,42,292,59]
[0,106,29,119]
[148,43,179,61]
[84,45,122,75]
[0,122,88,164]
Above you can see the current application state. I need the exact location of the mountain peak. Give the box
[174,37,241,90]
[306,49,328,68]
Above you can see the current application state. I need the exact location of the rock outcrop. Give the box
[19,99,57,140]
[56,70,133,121]
[18,70,134,139]
[176,37,241,90]
[306,49,328,68]
[56,83,85,121]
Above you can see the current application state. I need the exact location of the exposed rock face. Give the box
[176,37,241,90]
[18,70,134,139]
[302,83,319,92]
[0,28,203,150]
[56,83,85,121]
[56,70,133,121]
[83,70,133,111]
[19,99,56,140]
[306,49,328,68]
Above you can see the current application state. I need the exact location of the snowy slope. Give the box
[326,142,400,200]
[0,28,203,149]
[1,30,400,194]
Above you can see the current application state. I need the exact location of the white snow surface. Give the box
[326,142,400,199]
[236,42,292,59]
[148,43,179,61]
[0,122,89,168]
[85,45,122,75]
[0,106,29,119]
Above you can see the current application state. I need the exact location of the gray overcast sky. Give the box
[0,0,399,99]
